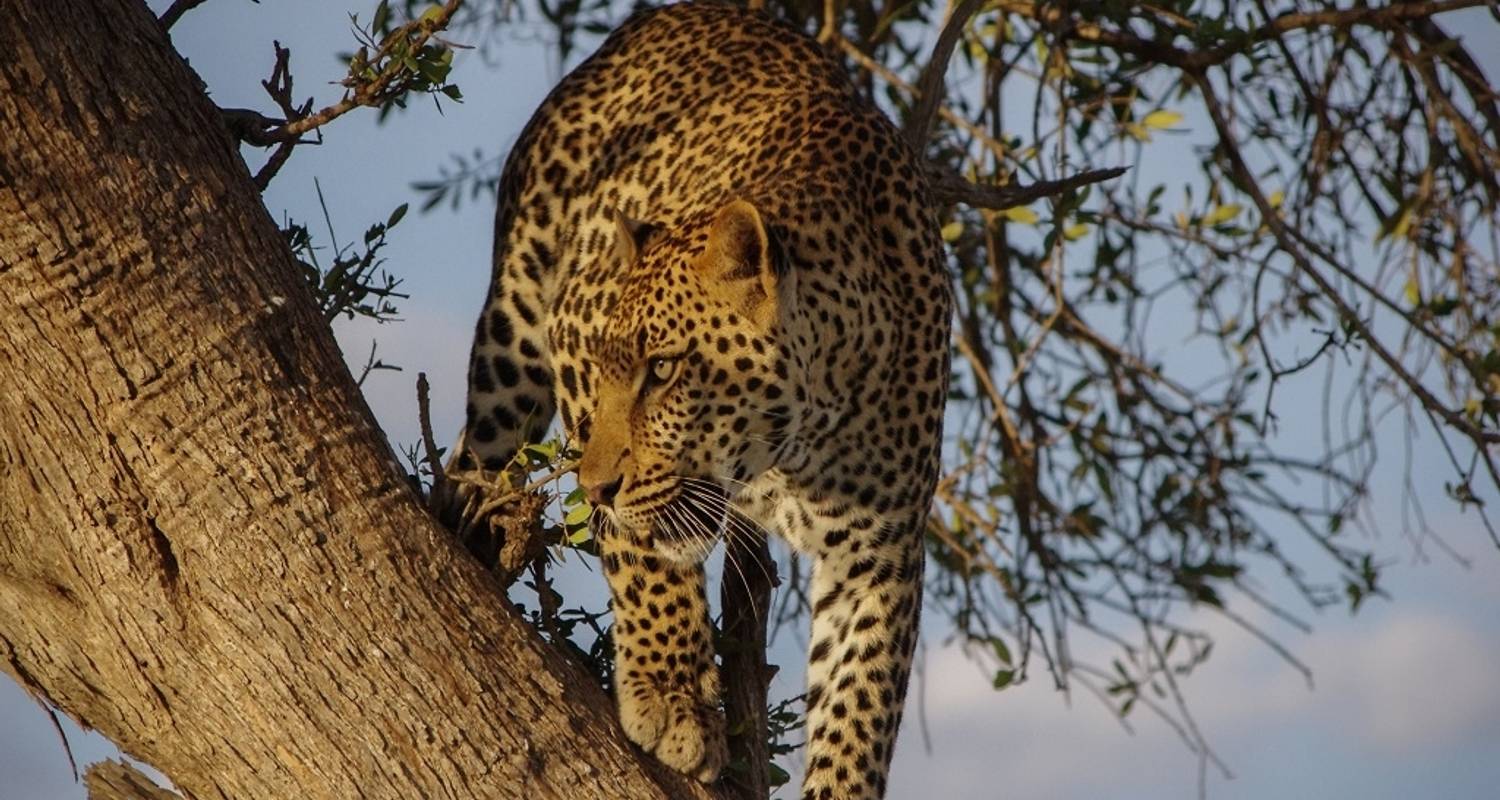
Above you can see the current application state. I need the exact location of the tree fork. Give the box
[0,1,713,798]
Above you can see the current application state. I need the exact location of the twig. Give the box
[158,0,209,31]
[904,0,985,149]
[35,696,78,782]
[222,3,464,189]
[251,42,316,189]
[416,372,448,504]
[1194,71,1499,447]
[450,458,580,521]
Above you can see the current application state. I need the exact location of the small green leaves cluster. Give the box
[764,693,806,791]
[345,1,465,122]
[412,148,503,212]
[282,187,409,324]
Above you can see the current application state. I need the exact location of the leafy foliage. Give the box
[345,1,467,119]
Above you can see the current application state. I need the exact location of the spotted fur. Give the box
[455,4,950,797]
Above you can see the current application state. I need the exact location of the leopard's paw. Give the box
[618,683,727,783]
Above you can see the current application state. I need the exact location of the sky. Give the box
[3,2,1499,799]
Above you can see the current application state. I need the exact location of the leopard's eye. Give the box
[645,356,678,388]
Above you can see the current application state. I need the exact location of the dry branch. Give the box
[85,761,181,800]
[157,0,208,30]
[1193,71,1500,453]
[926,164,1129,210]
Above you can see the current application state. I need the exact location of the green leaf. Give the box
[564,503,593,527]
[522,441,558,465]
[990,637,1013,666]
[992,669,1015,689]
[386,203,408,228]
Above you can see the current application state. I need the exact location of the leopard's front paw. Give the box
[618,681,727,783]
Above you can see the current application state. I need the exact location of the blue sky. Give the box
[3,2,1498,798]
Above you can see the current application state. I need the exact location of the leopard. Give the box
[452,3,950,798]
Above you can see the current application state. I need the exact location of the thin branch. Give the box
[37,697,78,782]
[838,36,1011,162]
[251,42,314,189]
[926,164,1129,209]
[157,0,208,31]
[272,0,464,141]
[1194,70,1499,448]
[416,372,449,507]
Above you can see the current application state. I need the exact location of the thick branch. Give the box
[904,0,984,149]
[719,533,778,800]
[993,0,1489,69]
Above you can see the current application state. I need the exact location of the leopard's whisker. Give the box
[664,500,717,561]
[678,486,777,589]
[678,492,762,627]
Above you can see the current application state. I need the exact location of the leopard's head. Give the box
[578,200,798,563]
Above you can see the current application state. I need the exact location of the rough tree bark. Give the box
[0,1,716,798]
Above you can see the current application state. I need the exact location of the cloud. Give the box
[886,578,1500,799]
[1318,613,1500,753]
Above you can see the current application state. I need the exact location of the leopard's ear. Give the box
[611,208,659,263]
[699,199,790,322]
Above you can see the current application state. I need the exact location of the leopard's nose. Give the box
[585,476,623,507]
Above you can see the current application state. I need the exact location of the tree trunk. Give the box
[0,1,714,798]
